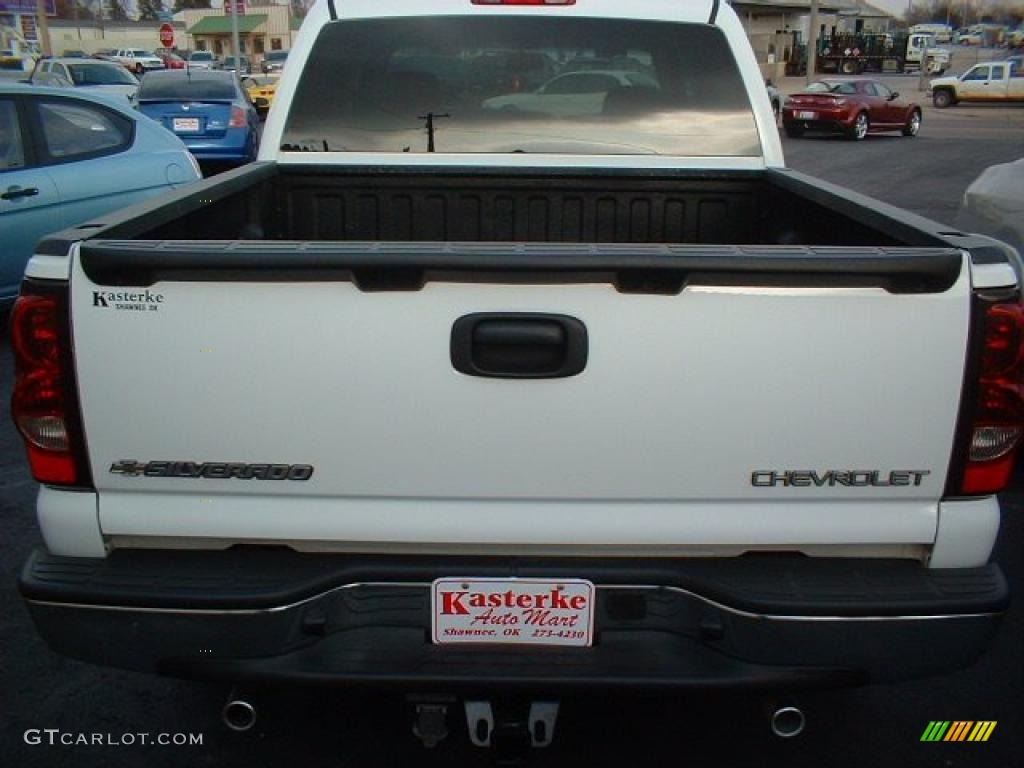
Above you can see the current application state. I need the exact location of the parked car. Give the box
[958,32,984,45]
[222,55,251,75]
[483,69,659,117]
[135,69,259,167]
[61,50,88,58]
[242,73,279,115]
[187,51,220,70]
[0,83,200,308]
[92,49,117,62]
[0,50,32,73]
[110,49,165,76]
[957,157,1024,259]
[28,58,139,102]
[261,50,288,73]
[155,51,186,70]
[782,78,921,140]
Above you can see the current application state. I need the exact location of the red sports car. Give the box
[782,78,922,141]
[155,52,186,70]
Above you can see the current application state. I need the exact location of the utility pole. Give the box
[805,0,820,84]
[230,0,241,70]
[417,112,449,153]
[35,0,52,56]
[918,36,929,90]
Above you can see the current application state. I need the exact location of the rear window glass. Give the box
[138,75,236,101]
[68,62,137,85]
[282,16,760,156]
[37,99,132,161]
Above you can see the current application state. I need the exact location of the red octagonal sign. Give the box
[159,23,174,48]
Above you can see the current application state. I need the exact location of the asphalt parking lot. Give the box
[774,60,1024,227]
[2,67,1023,767]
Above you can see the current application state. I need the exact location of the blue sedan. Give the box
[0,84,201,308]
[135,69,259,167]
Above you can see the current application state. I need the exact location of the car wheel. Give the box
[933,89,954,108]
[847,111,869,141]
[783,123,804,138]
[902,108,922,137]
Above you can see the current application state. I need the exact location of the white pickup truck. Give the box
[109,48,165,76]
[931,59,1024,107]
[11,0,1017,750]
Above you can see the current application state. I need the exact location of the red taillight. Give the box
[10,283,91,487]
[229,106,246,128]
[959,300,1024,495]
[472,0,575,5]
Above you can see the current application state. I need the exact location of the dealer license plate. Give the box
[796,111,817,120]
[432,578,595,647]
[173,117,200,132]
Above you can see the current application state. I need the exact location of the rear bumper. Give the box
[20,548,1008,691]
[176,127,254,163]
[783,108,855,134]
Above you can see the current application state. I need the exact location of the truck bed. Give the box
[83,163,956,249]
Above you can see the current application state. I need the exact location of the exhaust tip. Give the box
[222,699,257,732]
[771,706,805,739]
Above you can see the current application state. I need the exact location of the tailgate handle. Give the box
[451,313,588,379]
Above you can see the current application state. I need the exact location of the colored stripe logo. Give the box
[921,721,996,742]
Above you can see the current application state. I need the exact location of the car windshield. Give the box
[137,75,236,100]
[68,63,137,85]
[244,76,277,87]
[190,52,214,61]
[266,52,287,61]
[130,50,152,57]
[283,16,760,156]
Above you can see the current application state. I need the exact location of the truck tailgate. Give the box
[70,243,970,551]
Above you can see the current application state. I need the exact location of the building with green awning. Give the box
[187,13,268,61]
[178,5,301,67]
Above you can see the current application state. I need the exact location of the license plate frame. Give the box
[431,577,596,648]
[796,110,817,120]
[172,117,200,132]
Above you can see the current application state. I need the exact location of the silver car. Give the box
[187,51,220,70]
[29,58,139,102]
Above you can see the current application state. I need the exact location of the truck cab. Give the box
[905,33,950,74]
